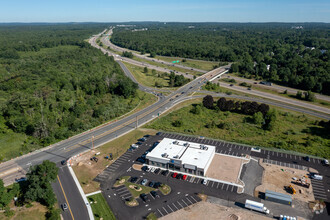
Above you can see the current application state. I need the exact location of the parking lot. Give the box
[158,132,251,157]
[263,158,308,171]
[114,185,133,201]
[155,194,201,218]
[141,166,240,193]
[311,178,328,200]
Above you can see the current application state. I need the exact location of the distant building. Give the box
[146,138,215,176]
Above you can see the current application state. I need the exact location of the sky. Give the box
[0,0,329,23]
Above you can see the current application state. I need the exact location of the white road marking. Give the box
[221,184,225,190]
[226,184,230,191]
[167,205,174,212]
[162,207,168,214]
[177,201,184,208]
[217,182,220,188]
[157,209,164,216]
[186,197,193,205]
[172,203,179,210]
[181,199,189,207]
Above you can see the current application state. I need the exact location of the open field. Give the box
[160,201,272,220]
[155,56,219,71]
[255,161,314,203]
[0,202,47,220]
[145,101,330,158]
[206,154,246,184]
[88,193,116,220]
[72,128,157,193]
[123,62,171,88]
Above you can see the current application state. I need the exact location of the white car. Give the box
[150,167,156,172]
[202,179,208,185]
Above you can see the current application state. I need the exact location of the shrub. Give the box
[172,120,183,127]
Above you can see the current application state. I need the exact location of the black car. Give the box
[153,182,161,188]
[144,135,150,138]
[142,166,148,171]
[136,141,143,145]
[154,168,160,174]
[149,181,155,187]
[150,191,160,198]
[162,170,169,176]
[137,158,145,163]
[130,177,138,183]
[140,193,150,202]
[304,156,310,162]
[61,160,67,165]
[176,174,183,179]
[156,132,162,135]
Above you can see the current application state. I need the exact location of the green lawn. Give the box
[0,132,28,161]
[156,56,220,71]
[145,101,330,158]
[123,62,171,88]
[88,193,116,220]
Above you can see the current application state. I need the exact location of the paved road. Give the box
[52,164,89,220]
[225,74,330,102]
[211,79,330,115]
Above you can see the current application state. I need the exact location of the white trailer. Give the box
[245,199,270,214]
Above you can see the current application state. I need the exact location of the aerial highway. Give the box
[105,27,330,103]
[0,29,329,219]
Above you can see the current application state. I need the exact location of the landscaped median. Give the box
[87,193,116,220]
[114,176,171,207]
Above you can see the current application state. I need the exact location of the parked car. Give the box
[150,191,160,198]
[142,166,148,171]
[176,174,183,179]
[149,181,155,187]
[322,159,329,166]
[202,179,208,185]
[15,177,26,183]
[156,132,162,135]
[141,179,148,186]
[137,158,145,163]
[146,167,152,172]
[162,170,169,176]
[144,135,150,138]
[153,182,162,188]
[61,203,68,211]
[154,168,160,174]
[304,156,310,162]
[182,175,187,180]
[140,193,150,202]
[150,167,156,172]
[172,173,178,178]
[130,177,138,183]
[61,160,67,165]
[139,137,147,142]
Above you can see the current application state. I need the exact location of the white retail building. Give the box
[146,138,215,176]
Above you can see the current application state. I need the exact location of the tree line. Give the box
[0,24,139,161]
[111,23,330,95]
[202,95,276,130]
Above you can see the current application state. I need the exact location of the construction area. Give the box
[255,160,315,203]
[160,201,272,220]
[206,154,248,185]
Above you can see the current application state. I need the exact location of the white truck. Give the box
[245,199,270,214]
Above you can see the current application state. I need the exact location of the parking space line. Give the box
[190,177,195,183]
[190,196,198,203]
[226,184,229,191]
[172,203,179,211]
[230,185,234,192]
[186,197,193,205]
[217,182,220,188]
[212,181,215,187]
[162,207,169,214]
[177,201,184,208]
[157,209,163,217]
[221,184,225,190]
[167,205,174,212]
[181,199,189,207]
[206,181,210,186]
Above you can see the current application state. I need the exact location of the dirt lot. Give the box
[160,201,272,220]
[255,161,315,203]
[206,154,247,184]
[71,128,156,194]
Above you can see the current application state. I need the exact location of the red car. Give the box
[182,175,187,180]
[172,173,178,178]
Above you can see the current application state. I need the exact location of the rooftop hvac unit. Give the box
[162,153,168,158]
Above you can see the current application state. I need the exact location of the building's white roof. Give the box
[146,138,215,169]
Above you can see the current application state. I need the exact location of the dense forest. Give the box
[0,24,139,160]
[111,23,330,95]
